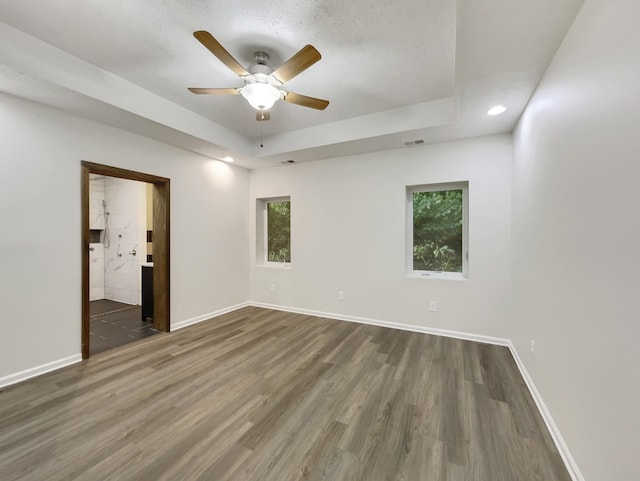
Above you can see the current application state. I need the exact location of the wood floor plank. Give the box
[0,307,572,481]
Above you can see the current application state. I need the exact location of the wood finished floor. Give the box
[0,307,570,481]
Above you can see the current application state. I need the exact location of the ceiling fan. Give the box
[188,31,329,121]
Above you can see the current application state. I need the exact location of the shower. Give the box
[102,199,110,248]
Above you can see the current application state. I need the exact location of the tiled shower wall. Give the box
[89,175,147,305]
[89,174,105,301]
[103,177,147,305]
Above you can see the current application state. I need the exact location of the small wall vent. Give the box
[404,139,425,146]
[280,160,296,164]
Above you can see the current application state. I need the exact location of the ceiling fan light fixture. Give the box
[240,83,281,110]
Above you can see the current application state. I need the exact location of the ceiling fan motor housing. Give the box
[253,51,270,65]
[246,62,282,90]
[248,62,274,77]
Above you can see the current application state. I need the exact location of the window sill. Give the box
[257,263,291,270]
[406,271,467,281]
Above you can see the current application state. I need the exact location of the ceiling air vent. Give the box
[404,139,425,147]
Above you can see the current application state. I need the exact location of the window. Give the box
[267,199,291,263]
[256,196,291,265]
[407,182,468,279]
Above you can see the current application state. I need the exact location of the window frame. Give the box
[406,182,469,280]
[256,196,291,267]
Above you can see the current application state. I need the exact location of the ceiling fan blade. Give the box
[188,87,240,95]
[284,91,329,110]
[188,87,239,95]
[193,31,249,77]
[256,110,271,121]
[272,45,321,83]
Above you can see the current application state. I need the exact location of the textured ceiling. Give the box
[0,0,584,168]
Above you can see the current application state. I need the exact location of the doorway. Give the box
[81,162,170,359]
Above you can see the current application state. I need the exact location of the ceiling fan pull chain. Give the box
[260,123,264,148]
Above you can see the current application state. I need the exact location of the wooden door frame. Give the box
[81,161,170,359]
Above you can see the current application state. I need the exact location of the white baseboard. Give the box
[0,354,82,389]
[507,342,585,481]
[0,302,250,388]
[249,301,583,481]
[249,301,509,347]
[171,301,250,331]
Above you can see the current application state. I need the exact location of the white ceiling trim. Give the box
[0,20,458,169]
[0,21,250,155]
[254,97,458,157]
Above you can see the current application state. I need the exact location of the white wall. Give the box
[250,134,512,337]
[0,93,250,380]
[512,1,640,480]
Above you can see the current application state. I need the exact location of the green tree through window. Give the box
[413,189,463,272]
[267,200,291,263]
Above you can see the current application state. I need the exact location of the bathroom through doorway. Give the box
[87,174,157,355]
[81,162,170,359]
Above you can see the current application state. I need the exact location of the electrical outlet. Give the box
[337,290,344,300]
[429,301,437,312]
[269,283,276,293]
[530,339,535,356]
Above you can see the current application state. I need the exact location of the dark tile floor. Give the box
[89,299,159,356]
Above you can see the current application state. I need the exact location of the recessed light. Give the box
[222,156,234,163]
[487,105,507,116]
